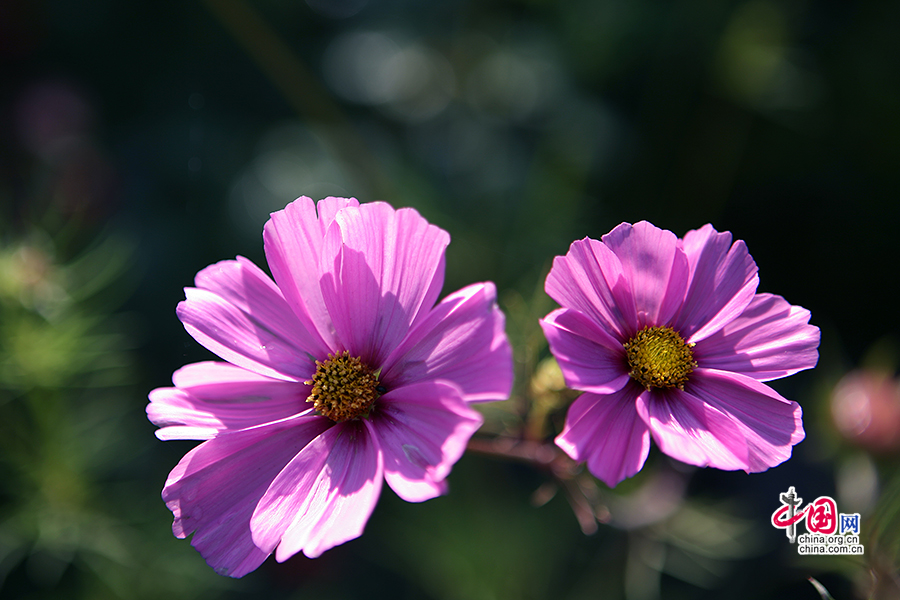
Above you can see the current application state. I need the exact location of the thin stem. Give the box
[467,436,607,534]
[198,0,392,197]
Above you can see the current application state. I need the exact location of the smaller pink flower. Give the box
[541,222,820,486]
[831,370,900,453]
[148,197,512,576]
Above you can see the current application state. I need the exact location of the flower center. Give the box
[305,351,383,422]
[624,326,697,391]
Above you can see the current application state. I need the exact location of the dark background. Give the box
[1,1,898,598]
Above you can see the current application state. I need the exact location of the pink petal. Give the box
[601,221,690,328]
[193,256,329,360]
[545,237,637,339]
[177,290,305,382]
[172,361,305,400]
[147,363,308,441]
[381,282,513,402]
[636,387,750,471]
[540,308,631,395]
[694,293,820,381]
[555,386,651,487]
[371,380,483,502]
[148,388,223,441]
[319,203,449,366]
[250,421,384,561]
[262,197,359,351]
[176,257,323,381]
[162,415,331,578]
[675,224,759,343]
[688,369,805,472]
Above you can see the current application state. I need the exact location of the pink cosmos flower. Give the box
[540,222,819,487]
[148,197,512,577]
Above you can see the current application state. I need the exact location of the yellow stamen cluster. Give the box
[305,351,382,422]
[624,326,697,391]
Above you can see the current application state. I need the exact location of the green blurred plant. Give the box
[0,232,136,588]
[0,231,233,599]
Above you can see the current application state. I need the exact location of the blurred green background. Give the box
[1,0,899,598]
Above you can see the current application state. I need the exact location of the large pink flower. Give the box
[540,222,819,487]
[148,197,512,577]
